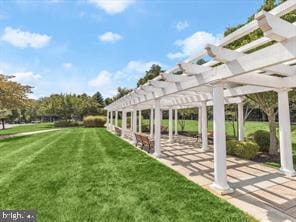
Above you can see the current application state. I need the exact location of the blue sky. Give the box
[0,0,262,99]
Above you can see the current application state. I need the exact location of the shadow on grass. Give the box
[0,135,31,142]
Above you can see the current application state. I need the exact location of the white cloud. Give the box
[167,52,184,60]
[89,0,135,14]
[167,31,221,60]
[98,32,122,43]
[176,20,189,31]
[63,63,73,69]
[11,71,42,85]
[88,60,164,97]
[1,27,51,49]
[88,70,112,87]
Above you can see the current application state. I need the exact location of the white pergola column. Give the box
[132,108,137,144]
[160,109,163,128]
[211,85,233,194]
[106,111,110,130]
[150,108,154,137]
[139,110,142,133]
[154,99,161,157]
[278,89,295,176]
[201,102,208,151]
[110,111,113,131]
[168,108,173,142]
[198,106,202,135]
[238,102,244,141]
[174,109,178,135]
[130,112,132,130]
[115,110,118,127]
[121,110,127,138]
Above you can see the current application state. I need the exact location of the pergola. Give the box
[105,0,296,194]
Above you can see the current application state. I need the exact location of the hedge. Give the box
[54,120,81,128]
[83,116,106,127]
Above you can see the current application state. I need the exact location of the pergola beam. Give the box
[255,10,296,41]
[228,73,285,88]
[178,63,212,74]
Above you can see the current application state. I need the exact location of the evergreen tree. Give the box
[93,91,104,106]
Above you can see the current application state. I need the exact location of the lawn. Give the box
[0,123,54,136]
[0,128,255,222]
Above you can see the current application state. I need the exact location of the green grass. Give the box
[0,128,255,221]
[0,123,54,136]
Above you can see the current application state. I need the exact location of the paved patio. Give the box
[154,135,296,222]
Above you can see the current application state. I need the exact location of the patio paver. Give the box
[152,135,296,222]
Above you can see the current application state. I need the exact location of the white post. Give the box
[154,100,161,157]
[132,109,137,144]
[160,110,163,130]
[201,102,208,151]
[238,102,244,141]
[122,110,127,138]
[168,108,173,142]
[106,111,110,130]
[115,110,118,127]
[211,85,233,194]
[174,109,178,135]
[139,110,142,133]
[198,106,202,135]
[130,112,133,130]
[278,90,295,176]
[150,108,154,137]
[110,111,113,131]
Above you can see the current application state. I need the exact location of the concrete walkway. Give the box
[0,129,62,140]
[156,135,296,222]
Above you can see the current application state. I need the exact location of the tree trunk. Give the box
[1,119,5,130]
[267,112,278,155]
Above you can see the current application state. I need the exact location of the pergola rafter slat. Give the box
[105,0,296,194]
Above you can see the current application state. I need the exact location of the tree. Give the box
[105,87,133,104]
[246,93,279,154]
[0,109,12,129]
[221,0,296,155]
[38,93,100,121]
[104,97,113,106]
[137,64,164,87]
[113,87,133,101]
[196,58,207,65]
[178,108,196,132]
[0,74,31,129]
[225,104,237,137]
[93,91,104,107]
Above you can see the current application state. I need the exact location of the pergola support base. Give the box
[210,183,234,195]
[280,168,296,177]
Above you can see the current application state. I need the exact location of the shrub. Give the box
[141,124,150,132]
[54,120,81,128]
[226,140,259,160]
[240,141,259,160]
[226,140,239,156]
[252,130,276,152]
[83,116,106,127]
[127,117,131,128]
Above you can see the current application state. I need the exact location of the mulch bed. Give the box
[253,152,280,164]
